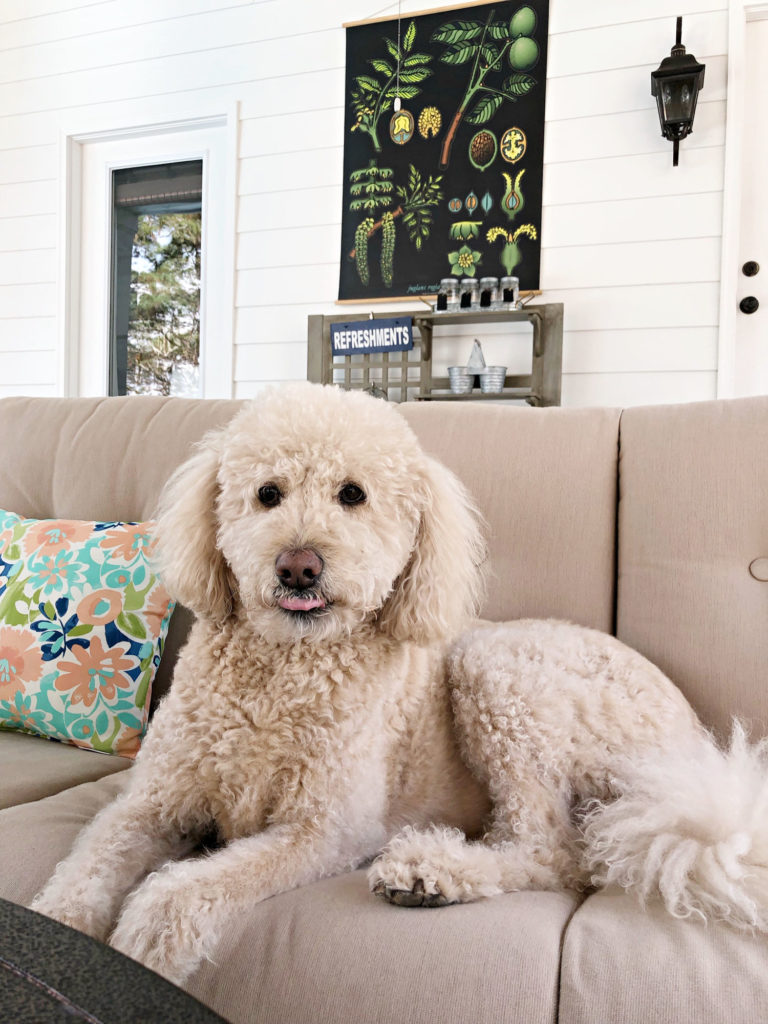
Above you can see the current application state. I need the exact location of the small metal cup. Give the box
[479,366,507,393]
[448,366,474,394]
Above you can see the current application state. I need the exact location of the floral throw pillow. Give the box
[0,510,174,758]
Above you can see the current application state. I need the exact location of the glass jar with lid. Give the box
[500,276,520,308]
[459,277,479,310]
[479,277,498,309]
[436,278,459,312]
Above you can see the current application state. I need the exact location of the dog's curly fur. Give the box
[33,383,768,984]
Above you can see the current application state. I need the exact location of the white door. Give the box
[733,14,768,395]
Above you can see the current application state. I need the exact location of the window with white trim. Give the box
[61,112,236,399]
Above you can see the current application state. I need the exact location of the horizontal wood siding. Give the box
[0,0,728,406]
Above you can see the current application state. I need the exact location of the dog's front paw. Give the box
[369,825,503,908]
[32,884,113,941]
[110,870,212,985]
[371,874,455,907]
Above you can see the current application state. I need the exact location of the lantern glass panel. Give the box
[660,78,694,124]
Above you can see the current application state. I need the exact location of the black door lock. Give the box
[743,261,760,277]
[739,296,759,314]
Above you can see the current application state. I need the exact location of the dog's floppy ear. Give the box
[153,432,233,623]
[379,454,487,643]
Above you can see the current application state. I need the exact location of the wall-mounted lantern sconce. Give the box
[651,16,705,166]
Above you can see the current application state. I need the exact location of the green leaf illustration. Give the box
[481,43,500,66]
[402,54,431,67]
[487,21,511,40]
[398,67,432,84]
[383,84,420,100]
[432,20,483,45]
[370,59,392,75]
[355,75,380,93]
[440,42,479,65]
[404,20,416,52]
[384,37,401,61]
[465,93,504,124]
[503,73,537,96]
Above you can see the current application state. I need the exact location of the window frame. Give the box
[58,108,237,399]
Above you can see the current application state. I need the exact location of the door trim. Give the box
[717,1,768,396]
[57,103,239,398]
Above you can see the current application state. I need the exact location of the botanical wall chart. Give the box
[338,0,549,302]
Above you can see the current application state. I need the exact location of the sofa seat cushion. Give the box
[186,874,579,1024]
[0,771,130,905]
[0,773,578,1024]
[559,887,768,1024]
[0,732,130,812]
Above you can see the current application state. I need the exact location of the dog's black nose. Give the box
[275,548,324,589]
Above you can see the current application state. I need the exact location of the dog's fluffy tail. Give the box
[582,723,768,931]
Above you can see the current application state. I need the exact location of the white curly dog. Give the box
[33,383,768,984]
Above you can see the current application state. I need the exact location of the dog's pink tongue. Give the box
[279,595,326,612]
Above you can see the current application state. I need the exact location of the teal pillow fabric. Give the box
[0,510,174,758]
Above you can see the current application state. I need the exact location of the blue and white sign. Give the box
[331,317,413,356]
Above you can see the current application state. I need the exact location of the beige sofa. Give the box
[0,393,767,1024]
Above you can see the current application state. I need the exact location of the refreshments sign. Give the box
[331,317,414,356]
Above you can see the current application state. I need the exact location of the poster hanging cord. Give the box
[393,0,402,110]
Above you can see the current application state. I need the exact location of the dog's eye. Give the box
[257,484,282,508]
[338,482,366,507]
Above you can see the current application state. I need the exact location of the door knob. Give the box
[740,296,759,314]
[743,261,760,277]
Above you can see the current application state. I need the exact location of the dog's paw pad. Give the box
[372,878,455,908]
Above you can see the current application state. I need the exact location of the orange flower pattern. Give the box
[0,626,44,699]
[55,635,136,708]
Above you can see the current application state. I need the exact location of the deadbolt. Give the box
[743,261,760,277]
[740,296,759,314]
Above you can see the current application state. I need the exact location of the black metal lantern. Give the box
[651,17,705,166]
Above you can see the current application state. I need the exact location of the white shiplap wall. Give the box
[0,0,727,405]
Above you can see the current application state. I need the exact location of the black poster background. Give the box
[338,0,549,301]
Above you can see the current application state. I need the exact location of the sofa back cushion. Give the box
[0,397,243,708]
[616,397,768,738]
[399,402,621,632]
[0,395,622,707]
